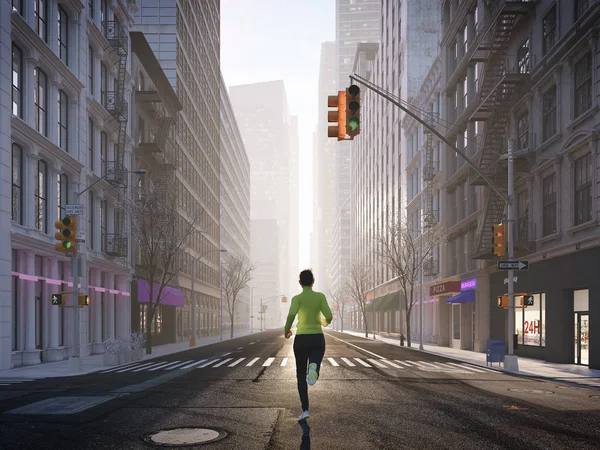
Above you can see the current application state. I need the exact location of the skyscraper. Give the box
[134,1,223,339]
[229,81,299,313]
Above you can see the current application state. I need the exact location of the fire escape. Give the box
[423,130,439,276]
[467,0,536,258]
[102,20,129,258]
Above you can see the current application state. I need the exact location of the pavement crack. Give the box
[252,367,266,383]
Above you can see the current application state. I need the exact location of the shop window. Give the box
[515,293,546,346]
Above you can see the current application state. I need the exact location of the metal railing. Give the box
[101,91,128,121]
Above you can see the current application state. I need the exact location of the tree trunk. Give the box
[340,314,344,332]
[362,310,369,337]
[406,318,412,348]
[145,303,155,354]
[229,308,235,339]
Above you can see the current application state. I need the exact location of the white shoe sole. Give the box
[307,363,318,386]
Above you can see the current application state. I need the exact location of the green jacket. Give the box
[284,286,333,334]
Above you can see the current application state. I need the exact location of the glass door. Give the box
[574,312,589,365]
[452,304,461,349]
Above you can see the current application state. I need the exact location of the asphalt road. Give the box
[1,329,600,449]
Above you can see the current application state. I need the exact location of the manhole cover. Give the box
[146,428,226,447]
[508,388,554,395]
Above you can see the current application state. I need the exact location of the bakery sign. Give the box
[429,281,461,297]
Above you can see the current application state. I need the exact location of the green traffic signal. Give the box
[64,240,72,249]
[348,117,360,131]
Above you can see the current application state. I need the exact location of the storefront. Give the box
[489,246,599,369]
[430,275,491,352]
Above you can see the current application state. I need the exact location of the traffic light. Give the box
[497,293,534,308]
[54,216,77,252]
[51,293,63,305]
[491,223,506,257]
[345,84,360,138]
[78,293,90,306]
[327,91,347,141]
[522,295,534,306]
[281,296,287,303]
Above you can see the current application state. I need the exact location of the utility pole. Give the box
[250,286,254,333]
[419,220,424,351]
[220,260,223,341]
[260,298,263,332]
[505,138,518,371]
[68,253,82,373]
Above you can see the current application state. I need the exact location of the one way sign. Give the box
[497,260,529,271]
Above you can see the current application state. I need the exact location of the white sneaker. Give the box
[298,410,309,421]
[307,362,319,386]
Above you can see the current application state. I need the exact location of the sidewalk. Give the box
[337,329,600,386]
[0,330,252,380]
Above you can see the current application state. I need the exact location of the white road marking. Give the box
[327,357,339,367]
[449,363,486,373]
[164,360,193,370]
[213,358,233,368]
[263,357,275,366]
[326,333,385,359]
[237,347,244,350]
[367,359,388,368]
[246,357,260,367]
[132,362,163,372]
[341,357,355,367]
[180,359,207,369]
[222,352,232,357]
[229,358,245,367]
[116,362,155,373]
[149,361,181,371]
[381,360,403,369]
[249,342,255,345]
[395,360,413,367]
[281,357,288,366]
[198,359,220,368]
[354,358,372,367]
[404,361,425,367]
[101,361,143,373]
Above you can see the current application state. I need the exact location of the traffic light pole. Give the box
[68,251,82,374]
[348,72,518,370]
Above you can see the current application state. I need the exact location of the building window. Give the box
[100,62,107,102]
[574,153,592,225]
[89,191,95,250]
[89,0,94,18]
[88,47,94,95]
[575,0,591,21]
[517,112,529,150]
[12,44,23,118]
[517,190,529,241]
[35,159,48,233]
[100,131,107,176]
[57,173,68,219]
[58,6,69,65]
[542,6,556,56]
[574,52,592,119]
[34,0,48,42]
[542,85,556,141]
[101,0,108,23]
[58,90,68,151]
[34,68,47,136]
[12,143,23,224]
[12,0,23,14]
[89,118,94,170]
[542,174,557,236]
[517,38,530,73]
[515,293,546,346]
[100,199,107,252]
[138,116,145,144]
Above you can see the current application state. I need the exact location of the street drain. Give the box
[508,388,554,395]
[145,427,226,447]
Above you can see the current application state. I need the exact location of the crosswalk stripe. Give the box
[263,357,275,367]
[222,352,232,357]
[132,362,163,372]
[213,358,234,368]
[395,360,412,367]
[341,358,355,367]
[116,362,154,373]
[367,359,388,368]
[381,360,403,369]
[447,362,484,373]
[149,361,181,371]
[246,357,260,367]
[281,357,288,366]
[198,359,220,368]
[327,357,339,367]
[166,360,194,370]
[404,361,425,367]
[101,361,142,373]
[354,358,372,367]
[180,359,207,369]
[229,358,246,367]
[431,362,461,370]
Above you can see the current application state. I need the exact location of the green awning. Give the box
[365,294,387,312]
[381,292,400,311]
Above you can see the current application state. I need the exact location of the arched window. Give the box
[12,44,23,118]
[34,68,47,136]
[35,159,48,233]
[58,90,69,150]
[11,143,23,224]
[58,6,69,65]
[57,173,69,219]
[34,0,48,42]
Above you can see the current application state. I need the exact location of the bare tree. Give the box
[345,263,372,337]
[375,214,446,347]
[329,286,351,332]
[221,254,255,338]
[125,178,199,354]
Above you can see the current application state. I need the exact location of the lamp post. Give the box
[190,247,226,347]
[249,286,255,334]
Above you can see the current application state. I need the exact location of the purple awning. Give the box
[137,279,185,307]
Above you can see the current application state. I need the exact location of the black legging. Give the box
[293,333,326,411]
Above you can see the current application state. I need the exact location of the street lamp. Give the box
[77,168,147,197]
[190,247,227,347]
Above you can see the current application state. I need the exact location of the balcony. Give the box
[102,91,128,122]
[103,233,128,258]
[102,21,128,56]
[424,210,439,229]
[423,258,439,277]
[104,161,128,187]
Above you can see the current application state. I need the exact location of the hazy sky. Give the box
[220,0,335,268]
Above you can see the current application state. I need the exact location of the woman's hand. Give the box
[285,331,293,339]
[321,318,328,327]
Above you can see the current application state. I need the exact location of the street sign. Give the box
[76,231,86,243]
[497,260,528,271]
[65,204,83,216]
[51,294,63,305]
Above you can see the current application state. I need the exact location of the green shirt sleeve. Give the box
[321,293,333,325]
[284,296,300,333]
